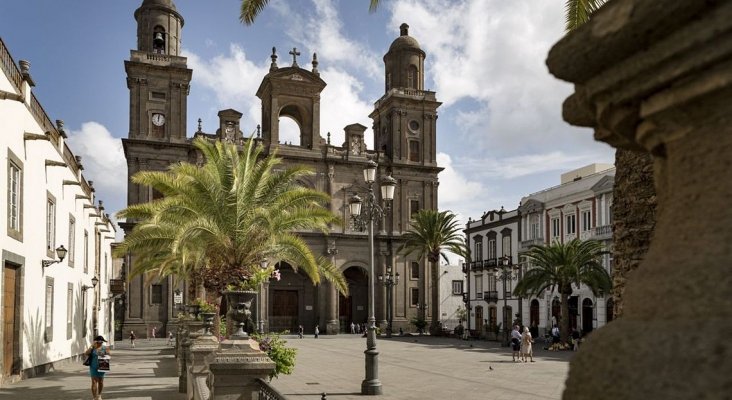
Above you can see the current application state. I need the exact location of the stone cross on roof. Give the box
[289,47,300,67]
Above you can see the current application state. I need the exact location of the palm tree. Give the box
[513,239,611,343]
[564,0,606,31]
[115,137,348,309]
[240,0,380,25]
[398,209,468,335]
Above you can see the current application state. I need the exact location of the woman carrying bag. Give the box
[84,335,111,400]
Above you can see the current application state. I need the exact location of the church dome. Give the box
[389,23,422,52]
[141,0,177,10]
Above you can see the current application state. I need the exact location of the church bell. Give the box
[154,32,164,45]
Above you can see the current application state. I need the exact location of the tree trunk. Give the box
[560,291,571,343]
[429,260,440,334]
[611,150,656,318]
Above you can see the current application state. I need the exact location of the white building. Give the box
[464,164,615,340]
[438,263,465,332]
[464,208,521,339]
[0,37,116,385]
[518,164,615,337]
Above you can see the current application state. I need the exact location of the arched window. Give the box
[407,65,419,89]
[153,26,166,54]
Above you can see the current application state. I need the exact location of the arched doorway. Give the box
[582,298,594,334]
[530,299,540,337]
[606,298,615,323]
[269,262,310,333]
[339,266,368,332]
[551,297,560,327]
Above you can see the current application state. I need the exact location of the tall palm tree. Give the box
[115,137,348,306]
[513,239,611,343]
[398,210,468,335]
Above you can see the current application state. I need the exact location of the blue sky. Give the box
[1,0,614,238]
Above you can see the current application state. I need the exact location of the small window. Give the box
[581,210,592,232]
[488,239,496,260]
[68,215,75,267]
[84,230,89,274]
[410,261,420,280]
[551,217,560,238]
[45,277,54,342]
[410,288,419,306]
[408,140,420,162]
[474,241,483,261]
[452,280,463,295]
[46,193,56,256]
[488,307,497,327]
[67,283,73,340]
[502,235,511,257]
[409,200,420,219]
[475,275,483,299]
[566,214,576,235]
[151,284,163,304]
[7,152,23,240]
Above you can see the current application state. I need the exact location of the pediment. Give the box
[591,175,615,193]
[256,66,327,98]
[519,198,544,214]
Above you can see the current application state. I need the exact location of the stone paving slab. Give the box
[0,339,184,400]
[0,335,572,400]
[272,335,572,400]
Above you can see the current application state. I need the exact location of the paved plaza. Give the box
[0,335,571,399]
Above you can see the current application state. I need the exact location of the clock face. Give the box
[152,113,166,126]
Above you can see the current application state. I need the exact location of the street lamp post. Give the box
[258,258,268,334]
[377,266,399,338]
[348,160,396,396]
[494,255,518,346]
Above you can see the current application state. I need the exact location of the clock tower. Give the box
[125,0,191,143]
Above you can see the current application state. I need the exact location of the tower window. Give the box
[408,65,418,89]
[153,26,166,54]
[409,140,420,162]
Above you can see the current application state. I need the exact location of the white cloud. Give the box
[456,151,611,180]
[66,121,127,236]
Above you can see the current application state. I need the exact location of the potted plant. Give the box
[410,316,428,335]
[223,266,281,337]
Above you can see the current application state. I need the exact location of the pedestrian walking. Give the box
[167,331,174,346]
[314,324,319,339]
[350,321,356,334]
[521,327,535,362]
[129,330,136,348]
[551,325,560,350]
[151,326,157,339]
[510,325,522,362]
[571,328,581,351]
[85,335,111,400]
[298,325,304,339]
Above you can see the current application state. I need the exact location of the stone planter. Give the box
[200,312,216,336]
[186,304,201,320]
[223,290,258,339]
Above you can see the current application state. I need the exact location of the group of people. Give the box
[510,325,535,362]
[349,321,368,334]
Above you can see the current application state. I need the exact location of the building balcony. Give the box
[592,224,612,240]
[519,237,544,251]
[483,290,498,303]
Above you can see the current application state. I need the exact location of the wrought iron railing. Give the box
[257,378,289,400]
[483,290,498,303]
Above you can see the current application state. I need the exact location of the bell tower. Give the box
[370,23,441,167]
[125,0,191,143]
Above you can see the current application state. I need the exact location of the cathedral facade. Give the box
[119,0,443,337]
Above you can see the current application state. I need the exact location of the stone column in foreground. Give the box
[546,1,732,398]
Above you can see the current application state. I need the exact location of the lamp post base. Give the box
[361,324,382,395]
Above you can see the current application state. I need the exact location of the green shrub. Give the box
[252,333,297,380]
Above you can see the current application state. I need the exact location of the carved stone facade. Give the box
[120,0,442,337]
[547,0,731,398]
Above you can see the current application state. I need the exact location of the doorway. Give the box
[271,290,298,333]
[582,298,594,334]
[474,306,484,334]
[3,263,20,376]
[339,266,368,332]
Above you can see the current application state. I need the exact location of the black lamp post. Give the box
[42,245,68,269]
[494,255,518,346]
[348,160,396,396]
[377,266,399,338]
[258,258,268,334]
